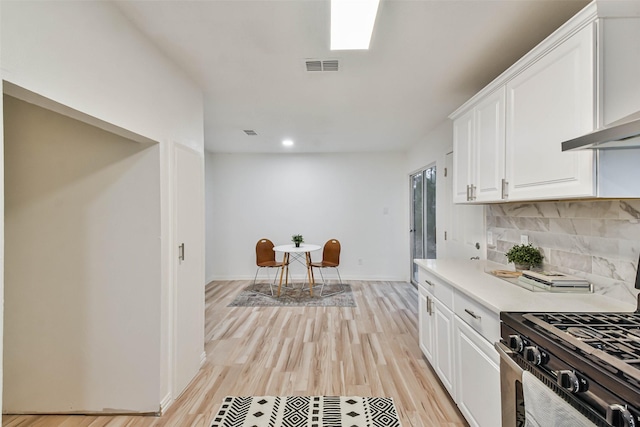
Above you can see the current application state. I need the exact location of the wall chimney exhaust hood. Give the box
[562,115,640,151]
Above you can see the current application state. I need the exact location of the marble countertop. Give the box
[414,259,636,314]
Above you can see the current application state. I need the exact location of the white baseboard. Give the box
[206,274,409,282]
[160,392,173,415]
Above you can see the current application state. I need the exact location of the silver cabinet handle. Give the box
[466,184,470,201]
[426,296,432,316]
[470,184,476,201]
[501,178,509,199]
[179,243,185,261]
[464,308,481,320]
[424,279,434,287]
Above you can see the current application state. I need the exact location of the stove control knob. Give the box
[557,370,588,393]
[607,404,636,427]
[524,346,549,366]
[508,335,524,353]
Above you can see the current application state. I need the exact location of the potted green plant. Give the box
[291,234,304,248]
[505,243,544,271]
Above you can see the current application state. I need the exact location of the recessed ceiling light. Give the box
[331,0,380,50]
[282,139,294,147]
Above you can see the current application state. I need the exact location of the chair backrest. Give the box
[256,238,276,265]
[322,239,341,266]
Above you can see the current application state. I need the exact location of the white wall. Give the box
[2,0,205,413]
[406,120,454,260]
[0,4,5,413]
[1,1,203,150]
[405,118,486,262]
[4,96,161,412]
[205,152,408,282]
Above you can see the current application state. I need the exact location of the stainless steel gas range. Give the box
[496,309,640,427]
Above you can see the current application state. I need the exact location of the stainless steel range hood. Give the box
[562,114,640,151]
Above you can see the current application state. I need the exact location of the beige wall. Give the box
[3,96,161,412]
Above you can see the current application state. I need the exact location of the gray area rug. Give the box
[210,396,401,427]
[228,282,356,307]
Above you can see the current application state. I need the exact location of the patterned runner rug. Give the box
[228,283,356,307]
[210,396,401,427]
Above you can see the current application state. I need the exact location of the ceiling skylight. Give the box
[330,0,380,50]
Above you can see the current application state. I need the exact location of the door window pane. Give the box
[425,166,437,259]
[411,166,436,283]
[411,172,424,283]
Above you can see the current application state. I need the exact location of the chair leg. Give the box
[251,266,276,297]
[319,267,346,297]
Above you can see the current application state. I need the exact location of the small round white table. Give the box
[273,244,322,296]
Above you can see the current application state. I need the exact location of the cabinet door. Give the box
[434,298,456,399]
[505,24,595,200]
[474,87,506,202]
[418,291,435,364]
[454,317,501,427]
[453,110,474,203]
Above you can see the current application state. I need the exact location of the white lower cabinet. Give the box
[418,275,456,399]
[417,267,501,427]
[418,289,435,364]
[434,298,456,399]
[454,316,501,427]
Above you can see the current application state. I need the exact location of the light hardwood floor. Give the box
[3,280,467,427]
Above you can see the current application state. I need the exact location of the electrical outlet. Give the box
[521,235,529,245]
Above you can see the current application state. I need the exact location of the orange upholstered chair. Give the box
[309,239,345,296]
[252,238,287,296]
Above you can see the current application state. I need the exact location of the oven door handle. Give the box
[495,341,524,376]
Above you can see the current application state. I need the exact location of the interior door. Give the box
[173,144,205,398]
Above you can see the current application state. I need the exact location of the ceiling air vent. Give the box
[243,130,257,136]
[322,60,339,71]
[305,59,339,72]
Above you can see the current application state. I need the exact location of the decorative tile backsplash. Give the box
[486,200,640,303]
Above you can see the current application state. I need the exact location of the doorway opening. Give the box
[410,165,436,284]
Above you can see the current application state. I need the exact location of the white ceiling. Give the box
[114,0,590,154]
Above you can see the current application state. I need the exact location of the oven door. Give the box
[495,341,526,427]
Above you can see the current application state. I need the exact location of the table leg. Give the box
[285,254,290,287]
[277,253,289,297]
[305,252,314,296]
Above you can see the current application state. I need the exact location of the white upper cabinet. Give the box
[453,88,506,203]
[449,2,640,203]
[505,24,595,201]
[453,110,474,203]
[474,88,506,201]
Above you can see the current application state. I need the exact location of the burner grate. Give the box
[524,312,640,382]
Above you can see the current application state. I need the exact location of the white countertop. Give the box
[414,259,636,314]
